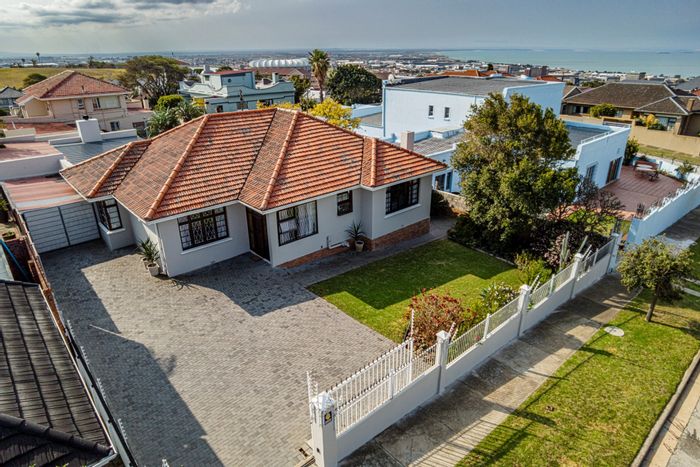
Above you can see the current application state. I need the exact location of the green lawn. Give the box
[309,240,520,342]
[458,252,700,465]
[639,144,699,166]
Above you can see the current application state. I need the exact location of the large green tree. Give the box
[326,64,381,105]
[23,73,47,88]
[119,55,187,106]
[289,75,311,103]
[451,93,579,249]
[308,49,330,102]
[618,238,693,322]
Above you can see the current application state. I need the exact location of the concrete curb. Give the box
[632,347,700,466]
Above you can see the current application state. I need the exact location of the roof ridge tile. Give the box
[261,110,299,210]
[88,142,135,197]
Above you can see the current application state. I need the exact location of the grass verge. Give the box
[639,144,699,166]
[308,240,520,342]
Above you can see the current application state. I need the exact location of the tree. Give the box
[309,98,360,129]
[119,55,187,106]
[217,65,232,71]
[308,49,330,102]
[451,93,578,251]
[590,103,617,118]
[326,64,381,105]
[23,73,47,88]
[569,177,623,235]
[618,238,693,322]
[289,75,311,103]
[35,52,40,65]
[624,137,639,165]
[487,63,494,71]
[176,101,204,122]
[147,108,180,137]
[154,94,185,111]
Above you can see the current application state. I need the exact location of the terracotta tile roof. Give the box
[61,108,446,220]
[17,70,128,104]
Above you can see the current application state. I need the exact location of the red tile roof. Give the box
[61,108,445,220]
[16,70,128,104]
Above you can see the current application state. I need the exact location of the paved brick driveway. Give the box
[42,242,394,466]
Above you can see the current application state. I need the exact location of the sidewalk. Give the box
[341,275,633,466]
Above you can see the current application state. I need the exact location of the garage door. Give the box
[23,202,100,253]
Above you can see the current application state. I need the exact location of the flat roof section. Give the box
[359,112,383,128]
[566,124,610,148]
[0,142,61,162]
[55,136,138,165]
[414,133,464,155]
[2,176,84,212]
[387,76,548,96]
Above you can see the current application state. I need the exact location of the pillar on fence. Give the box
[517,284,531,336]
[436,330,451,394]
[570,253,585,299]
[310,392,337,467]
[607,232,622,272]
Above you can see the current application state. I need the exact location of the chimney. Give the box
[687,97,697,112]
[76,118,102,143]
[400,131,414,151]
[272,72,279,84]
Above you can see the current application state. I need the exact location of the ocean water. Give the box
[439,49,700,78]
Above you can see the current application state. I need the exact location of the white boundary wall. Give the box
[308,235,621,466]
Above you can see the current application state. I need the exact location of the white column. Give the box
[517,284,531,336]
[435,330,451,394]
[310,392,338,467]
[570,253,585,299]
[607,233,622,272]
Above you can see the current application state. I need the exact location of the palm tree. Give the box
[176,101,204,122]
[308,49,330,102]
[36,52,40,65]
[147,108,180,137]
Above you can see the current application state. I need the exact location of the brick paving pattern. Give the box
[41,218,454,466]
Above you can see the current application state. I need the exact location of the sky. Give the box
[0,0,698,55]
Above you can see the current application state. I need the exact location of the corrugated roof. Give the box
[61,108,446,220]
[0,279,111,467]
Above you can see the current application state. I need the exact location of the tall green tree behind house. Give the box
[451,93,579,250]
[308,49,330,102]
[289,75,311,103]
[22,73,47,88]
[618,238,693,322]
[326,64,382,105]
[119,56,187,106]
[154,94,184,111]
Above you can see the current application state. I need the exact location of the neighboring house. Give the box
[178,68,295,114]
[561,81,700,136]
[675,76,700,96]
[0,278,116,466]
[412,120,629,193]
[59,108,445,276]
[356,75,565,139]
[0,86,22,109]
[11,70,151,132]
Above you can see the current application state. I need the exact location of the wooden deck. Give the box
[604,166,683,219]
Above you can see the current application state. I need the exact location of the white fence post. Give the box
[570,253,584,299]
[310,392,338,467]
[607,233,621,272]
[517,284,531,336]
[482,314,491,341]
[435,330,451,394]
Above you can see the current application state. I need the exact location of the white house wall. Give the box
[99,202,133,251]
[155,203,250,276]
[265,189,363,267]
[574,125,630,187]
[0,153,64,181]
[503,82,565,117]
[369,175,432,239]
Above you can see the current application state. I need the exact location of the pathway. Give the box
[341,276,633,466]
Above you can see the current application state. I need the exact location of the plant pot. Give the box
[355,240,364,252]
[2,231,16,241]
[147,263,159,276]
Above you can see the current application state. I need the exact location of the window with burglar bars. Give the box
[96,199,122,231]
[385,179,419,214]
[277,201,318,245]
[337,191,353,216]
[178,208,228,250]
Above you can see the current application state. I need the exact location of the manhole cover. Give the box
[604,326,624,337]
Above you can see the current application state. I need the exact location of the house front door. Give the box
[246,208,270,261]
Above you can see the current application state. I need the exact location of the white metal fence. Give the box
[308,234,621,466]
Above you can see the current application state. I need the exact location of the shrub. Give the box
[475,282,518,317]
[406,290,468,350]
[447,215,480,247]
[647,122,666,131]
[154,94,185,111]
[515,252,552,286]
[431,190,453,217]
[624,137,639,165]
[590,103,617,118]
[643,114,659,128]
[677,161,695,181]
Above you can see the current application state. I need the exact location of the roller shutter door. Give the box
[23,202,100,253]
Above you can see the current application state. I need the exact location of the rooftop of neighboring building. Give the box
[566,123,611,148]
[0,278,112,467]
[359,112,383,128]
[635,95,700,116]
[385,75,549,96]
[674,76,700,92]
[0,86,22,98]
[2,175,84,211]
[0,142,62,162]
[16,70,129,105]
[562,81,685,109]
[4,121,76,134]
[61,108,446,220]
[54,135,140,165]
[413,131,464,155]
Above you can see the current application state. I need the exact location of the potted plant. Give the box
[346,221,366,252]
[137,239,160,276]
[677,161,695,182]
[0,198,9,224]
